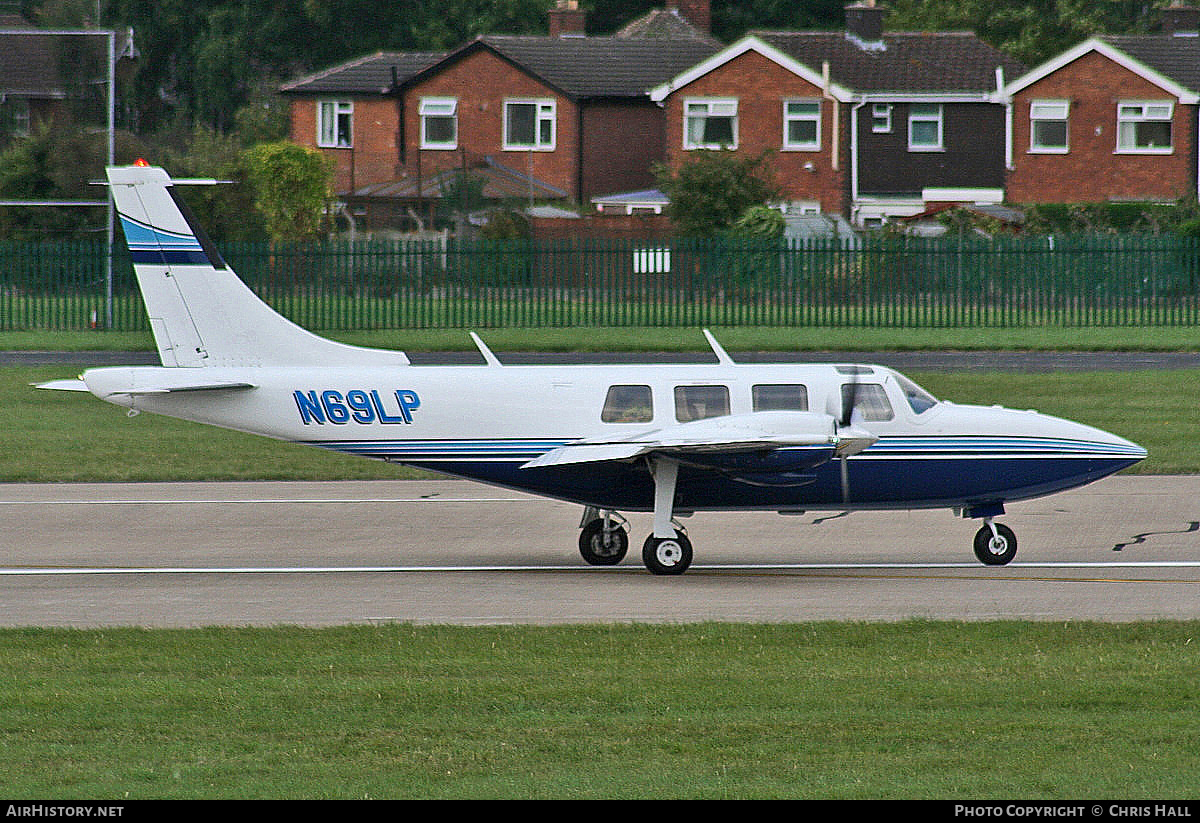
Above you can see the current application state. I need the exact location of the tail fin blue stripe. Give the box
[118,216,212,265]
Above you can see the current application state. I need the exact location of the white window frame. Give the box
[317,99,353,148]
[1116,100,1174,154]
[419,97,458,150]
[3,96,31,138]
[871,103,892,134]
[1029,99,1069,153]
[782,99,821,151]
[907,104,943,152]
[683,98,738,150]
[504,98,556,151]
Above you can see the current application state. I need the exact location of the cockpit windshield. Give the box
[894,373,938,414]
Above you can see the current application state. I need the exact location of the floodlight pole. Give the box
[104,28,115,329]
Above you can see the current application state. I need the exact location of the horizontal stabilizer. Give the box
[111,380,257,396]
[34,379,89,392]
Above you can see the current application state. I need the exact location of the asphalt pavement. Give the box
[6,350,1200,370]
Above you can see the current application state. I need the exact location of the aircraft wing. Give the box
[522,411,873,469]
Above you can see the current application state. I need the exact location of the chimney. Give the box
[845,1,885,45]
[670,0,711,34]
[548,0,586,37]
[1161,2,1200,36]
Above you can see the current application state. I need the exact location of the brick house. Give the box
[1003,4,1200,205]
[281,2,719,231]
[649,2,1024,226]
[280,51,446,199]
[0,11,137,148]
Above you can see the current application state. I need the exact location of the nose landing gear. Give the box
[973,518,1017,565]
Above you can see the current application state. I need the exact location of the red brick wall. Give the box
[660,49,849,214]
[403,49,579,201]
[1008,51,1196,203]
[288,96,402,195]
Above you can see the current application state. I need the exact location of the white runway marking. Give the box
[4,560,1200,577]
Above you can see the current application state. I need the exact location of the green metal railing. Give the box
[2,234,1199,331]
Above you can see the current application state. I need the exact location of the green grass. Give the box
[4,324,1200,352]
[3,366,1194,479]
[1,621,1196,799]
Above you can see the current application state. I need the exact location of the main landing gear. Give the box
[579,456,695,575]
[579,507,694,576]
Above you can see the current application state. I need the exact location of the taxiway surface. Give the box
[2,476,1198,627]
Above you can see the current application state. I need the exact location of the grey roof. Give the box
[616,7,720,47]
[413,34,722,99]
[280,51,445,95]
[0,32,66,97]
[1100,34,1200,94]
[347,155,568,200]
[753,31,1025,94]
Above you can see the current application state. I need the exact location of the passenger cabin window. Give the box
[842,383,894,422]
[675,385,730,422]
[752,384,809,411]
[601,385,653,423]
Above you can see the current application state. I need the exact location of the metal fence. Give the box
[3,234,1199,331]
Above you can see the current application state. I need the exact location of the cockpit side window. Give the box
[601,384,653,423]
[753,384,809,411]
[895,373,939,414]
[842,383,894,422]
[674,385,730,422]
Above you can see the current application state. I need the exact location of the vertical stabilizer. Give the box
[106,162,409,367]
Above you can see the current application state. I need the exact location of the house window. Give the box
[419,97,458,150]
[504,99,556,150]
[783,100,820,150]
[871,103,892,133]
[318,100,353,148]
[1029,99,1069,152]
[684,98,737,149]
[1,97,30,138]
[1116,101,1173,152]
[907,104,943,151]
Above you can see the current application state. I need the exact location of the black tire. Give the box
[641,531,693,576]
[973,523,1017,566]
[579,519,629,565]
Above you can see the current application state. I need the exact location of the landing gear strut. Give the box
[576,456,696,575]
[973,518,1017,565]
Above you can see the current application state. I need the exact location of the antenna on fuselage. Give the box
[470,332,502,367]
[703,329,734,366]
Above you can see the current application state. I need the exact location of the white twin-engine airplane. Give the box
[40,162,1147,574]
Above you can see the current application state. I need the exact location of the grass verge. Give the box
[1,621,1197,799]
[4,325,1200,352]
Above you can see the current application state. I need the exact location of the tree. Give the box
[882,0,1165,66]
[243,141,333,241]
[654,150,781,237]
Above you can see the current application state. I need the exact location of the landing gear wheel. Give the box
[973,522,1017,566]
[579,519,629,566]
[642,531,693,576]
